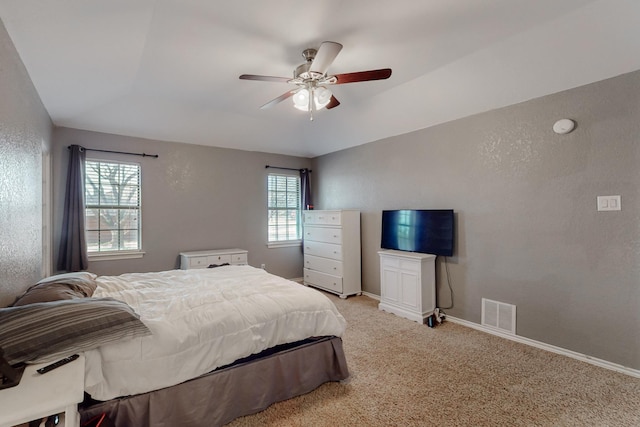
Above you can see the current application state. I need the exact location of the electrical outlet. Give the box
[597,195,621,211]
[260,264,266,270]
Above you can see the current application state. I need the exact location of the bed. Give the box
[1,265,350,426]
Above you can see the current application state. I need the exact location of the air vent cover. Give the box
[481,298,516,334]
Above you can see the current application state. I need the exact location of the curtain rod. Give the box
[68,146,159,158]
[265,165,312,172]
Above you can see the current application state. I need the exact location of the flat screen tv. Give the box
[381,209,454,256]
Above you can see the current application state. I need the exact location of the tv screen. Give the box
[381,209,454,256]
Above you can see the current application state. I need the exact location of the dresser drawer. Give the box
[304,268,343,293]
[230,252,248,264]
[304,226,342,244]
[304,254,343,276]
[207,254,232,266]
[188,256,209,269]
[303,210,342,226]
[303,240,342,261]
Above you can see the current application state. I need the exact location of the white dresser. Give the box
[303,210,361,298]
[180,248,248,270]
[378,250,436,323]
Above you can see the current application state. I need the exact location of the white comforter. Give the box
[84,266,346,400]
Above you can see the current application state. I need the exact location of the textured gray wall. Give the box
[52,128,310,279]
[0,19,52,307]
[312,70,640,370]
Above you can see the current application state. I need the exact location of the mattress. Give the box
[84,265,346,400]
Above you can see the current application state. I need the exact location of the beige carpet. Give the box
[228,294,640,426]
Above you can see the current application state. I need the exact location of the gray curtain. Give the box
[300,168,313,210]
[57,145,88,272]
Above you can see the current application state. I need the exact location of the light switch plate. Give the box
[597,195,621,211]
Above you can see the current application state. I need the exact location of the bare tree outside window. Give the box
[85,160,141,253]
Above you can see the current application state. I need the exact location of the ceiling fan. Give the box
[239,41,392,120]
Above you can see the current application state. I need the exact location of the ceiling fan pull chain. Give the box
[309,87,315,121]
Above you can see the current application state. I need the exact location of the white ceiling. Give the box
[1,0,639,157]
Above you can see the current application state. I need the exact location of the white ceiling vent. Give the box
[481,298,516,335]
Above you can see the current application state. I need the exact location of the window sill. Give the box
[88,251,146,262]
[267,240,302,249]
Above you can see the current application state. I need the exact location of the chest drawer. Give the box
[304,268,343,293]
[303,240,342,261]
[304,226,342,244]
[303,211,342,226]
[304,254,343,276]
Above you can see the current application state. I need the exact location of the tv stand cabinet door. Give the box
[380,258,400,304]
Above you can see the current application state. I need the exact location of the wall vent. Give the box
[481,298,516,335]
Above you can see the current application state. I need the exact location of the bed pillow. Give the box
[12,272,98,306]
[0,298,151,365]
[36,271,97,286]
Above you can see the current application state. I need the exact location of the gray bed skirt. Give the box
[79,336,349,427]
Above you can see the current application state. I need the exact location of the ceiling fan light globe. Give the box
[315,86,332,106]
[293,89,310,111]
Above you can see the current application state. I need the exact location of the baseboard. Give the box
[290,277,304,284]
[355,292,639,378]
[445,315,640,379]
[361,291,380,300]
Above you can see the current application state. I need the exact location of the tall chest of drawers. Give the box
[303,210,361,298]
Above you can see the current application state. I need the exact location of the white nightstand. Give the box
[0,354,85,427]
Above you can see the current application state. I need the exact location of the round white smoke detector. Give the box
[553,119,576,134]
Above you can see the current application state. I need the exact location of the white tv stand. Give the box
[378,250,436,324]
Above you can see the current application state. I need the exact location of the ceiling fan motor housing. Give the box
[295,61,323,81]
[294,62,312,80]
[302,48,317,62]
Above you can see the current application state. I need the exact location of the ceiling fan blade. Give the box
[326,95,340,110]
[260,90,296,109]
[310,41,343,75]
[239,74,291,83]
[333,68,392,84]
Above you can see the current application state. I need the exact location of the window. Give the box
[267,173,301,245]
[85,160,142,256]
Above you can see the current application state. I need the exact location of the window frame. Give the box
[267,172,302,248]
[84,158,144,260]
